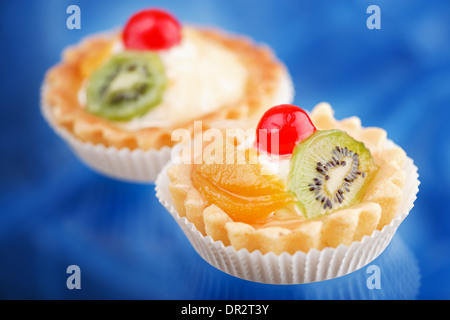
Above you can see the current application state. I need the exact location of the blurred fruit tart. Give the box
[167,102,407,254]
[41,8,293,182]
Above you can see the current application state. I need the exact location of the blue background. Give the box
[0,0,449,299]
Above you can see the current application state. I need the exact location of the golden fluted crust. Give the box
[167,103,406,254]
[42,27,291,151]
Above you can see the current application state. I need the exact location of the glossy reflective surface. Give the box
[1,0,449,299]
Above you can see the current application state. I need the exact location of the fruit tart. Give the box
[157,102,419,283]
[41,8,293,182]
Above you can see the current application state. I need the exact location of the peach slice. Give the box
[192,162,293,223]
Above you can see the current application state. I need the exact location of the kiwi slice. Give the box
[86,51,166,121]
[288,129,377,219]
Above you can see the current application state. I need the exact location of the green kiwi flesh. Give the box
[288,129,377,219]
[86,51,166,121]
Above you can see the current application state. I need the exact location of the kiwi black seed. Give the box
[288,129,377,219]
[86,51,166,121]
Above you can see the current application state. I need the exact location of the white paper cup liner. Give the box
[40,87,172,184]
[155,141,419,284]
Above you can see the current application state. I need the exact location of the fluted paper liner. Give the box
[155,141,419,284]
[41,92,172,183]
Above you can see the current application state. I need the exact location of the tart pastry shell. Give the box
[156,140,419,284]
[41,28,293,182]
[156,103,420,283]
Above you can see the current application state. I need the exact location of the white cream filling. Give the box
[258,152,291,183]
[235,132,291,184]
[257,149,306,218]
[80,27,248,130]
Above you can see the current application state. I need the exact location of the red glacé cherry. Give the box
[122,9,181,51]
[256,104,316,156]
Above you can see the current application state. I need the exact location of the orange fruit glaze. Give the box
[192,160,294,223]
